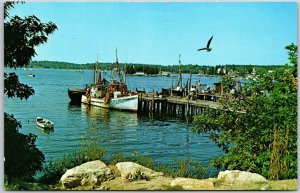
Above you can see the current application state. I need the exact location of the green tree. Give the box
[193,44,297,180]
[285,43,297,77]
[4,2,57,181]
[221,74,236,93]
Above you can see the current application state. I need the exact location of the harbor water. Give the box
[4,68,224,176]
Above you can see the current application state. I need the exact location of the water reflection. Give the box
[80,103,138,128]
[35,125,54,134]
[79,104,140,151]
[80,103,110,126]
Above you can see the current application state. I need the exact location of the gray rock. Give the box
[170,177,215,190]
[116,162,163,180]
[60,160,115,188]
[217,170,268,183]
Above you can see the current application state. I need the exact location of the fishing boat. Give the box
[36,117,54,129]
[81,50,138,112]
[68,88,87,104]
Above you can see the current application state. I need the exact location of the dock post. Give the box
[152,89,155,113]
[145,100,148,114]
[138,93,142,113]
[182,104,185,117]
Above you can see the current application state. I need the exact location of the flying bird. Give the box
[197,36,213,52]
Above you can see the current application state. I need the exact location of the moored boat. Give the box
[81,92,138,111]
[81,50,138,112]
[36,117,54,129]
[68,88,87,104]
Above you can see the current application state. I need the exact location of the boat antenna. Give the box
[115,48,118,63]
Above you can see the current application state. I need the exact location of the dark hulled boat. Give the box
[68,88,87,104]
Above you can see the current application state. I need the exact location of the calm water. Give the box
[4,68,224,175]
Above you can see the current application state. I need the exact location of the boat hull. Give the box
[81,95,138,112]
[68,89,87,104]
[36,117,54,129]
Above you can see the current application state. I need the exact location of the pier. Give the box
[138,91,221,118]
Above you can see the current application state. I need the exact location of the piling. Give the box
[138,92,221,119]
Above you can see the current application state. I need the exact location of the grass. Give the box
[7,146,210,190]
[38,145,106,184]
[160,185,185,190]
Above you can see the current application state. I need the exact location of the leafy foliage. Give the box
[4,72,35,99]
[156,158,209,179]
[193,44,297,180]
[111,151,154,169]
[4,14,57,68]
[4,178,19,191]
[4,2,58,181]
[285,43,297,77]
[4,113,45,181]
[4,177,50,191]
[38,145,106,184]
[4,1,57,100]
[111,152,209,179]
[221,74,236,93]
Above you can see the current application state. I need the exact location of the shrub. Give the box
[111,151,154,169]
[4,113,45,181]
[38,145,105,184]
[111,152,209,179]
[156,157,209,179]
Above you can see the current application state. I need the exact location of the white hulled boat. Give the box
[81,50,138,112]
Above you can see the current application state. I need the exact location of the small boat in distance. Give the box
[36,117,54,129]
[27,73,35,77]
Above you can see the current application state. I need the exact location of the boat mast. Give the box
[93,60,96,85]
[177,54,182,89]
[110,49,117,83]
[124,63,127,84]
[96,54,102,85]
[115,49,124,83]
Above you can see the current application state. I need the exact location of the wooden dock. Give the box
[138,93,221,117]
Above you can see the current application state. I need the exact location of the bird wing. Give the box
[197,48,206,51]
[206,36,213,48]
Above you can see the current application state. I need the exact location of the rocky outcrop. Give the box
[58,161,296,191]
[60,160,115,188]
[116,162,164,180]
[217,170,268,183]
[170,177,215,190]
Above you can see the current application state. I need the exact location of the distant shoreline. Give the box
[8,60,285,77]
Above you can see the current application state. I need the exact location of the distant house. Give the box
[161,71,170,77]
[134,72,146,76]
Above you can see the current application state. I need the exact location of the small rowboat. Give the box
[27,73,35,77]
[36,117,54,129]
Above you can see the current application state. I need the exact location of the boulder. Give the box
[60,160,115,188]
[217,170,267,183]
[170,177,215,190]
[116,162,163,180]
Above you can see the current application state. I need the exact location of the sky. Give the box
[7,1,298,66]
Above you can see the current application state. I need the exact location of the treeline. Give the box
[29,60,283,76]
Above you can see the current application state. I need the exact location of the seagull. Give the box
[197,36,213,52]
